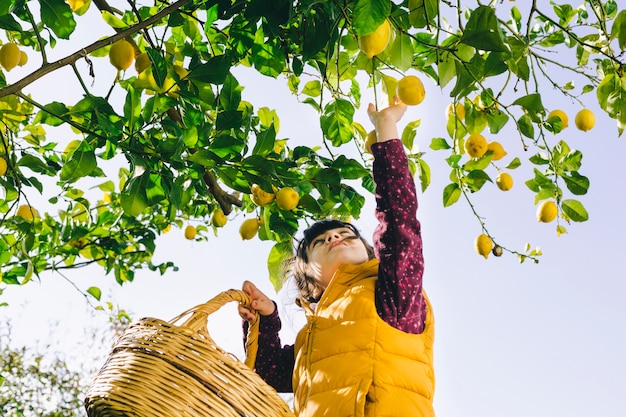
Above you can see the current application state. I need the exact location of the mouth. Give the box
[328,241,346,251]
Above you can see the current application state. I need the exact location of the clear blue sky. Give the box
[2,4,626,417]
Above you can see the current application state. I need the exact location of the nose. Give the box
[326,231,341,242]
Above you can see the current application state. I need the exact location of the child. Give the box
[238,98,435,417]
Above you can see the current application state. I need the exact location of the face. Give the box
[307,227,370,288]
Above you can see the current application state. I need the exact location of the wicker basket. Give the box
[84,289,295,417]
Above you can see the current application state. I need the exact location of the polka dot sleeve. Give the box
[371,139,427,334]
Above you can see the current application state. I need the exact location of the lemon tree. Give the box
[0,0,624,294]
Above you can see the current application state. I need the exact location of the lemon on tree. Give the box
[276,187,300,211]
[475,233,492,259]
[135,52,151,73]
[396,75,425,106]
[16,204,38,220]
[464,133,488,158]
[0,156,7,176]
[251,184,275,206]
[184,224,197,240]
[446,102,465,120]
[364,130,377,153]
[495,172,513,191]
[358,19,391,59]
[211,208,227,228]
[547,109,569,130]
[575,108,595,132]
[536,200,558,223]
[0,42,21,71]
[239,218,260,240]
[487,141,507,161]
[109,39,135,71]
[18,50,27,67]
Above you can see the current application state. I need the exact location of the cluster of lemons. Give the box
[0,42,28,72]
[182,185,300,241]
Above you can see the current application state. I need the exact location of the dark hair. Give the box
[286,220,375,302]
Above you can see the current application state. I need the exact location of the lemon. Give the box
[239,218,260,240]
[575,109,595,132]
[495,172,513,191]
[276,187,300,211]
[0,157,7,176]
[251,184,275,206]
[536,200,558,223]
[547,109,568,130]
[358,19,391,59]
[487,141,507,161]
[0,43,21,72]
[364,130,377,153]
[475,233,492,259]
[211,208,227,227]
[18,50,28,67]
[134,52,151,73]
[109,39,135,71]
[184,224,197,240]
[464,133,488,158]
[446,102,465,120]
[161,224,171,233]
[396,75,425,106]
[16,204,38,221]
[67,0,87,11]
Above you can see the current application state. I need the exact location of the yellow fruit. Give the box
[475,233,492,259]
[16,204,38,221]
[446,102,465,120]
[364,130,377,153]
[251,184,275,206]
[103,192,112,203]
[396,75,425,106]
[487,141,507,161]
[536,200,558,223]
[18,50,28,66]
[109,39,135,71]
[135,52,151,73]
[547,109,568,130]
[67,0,87,11]
[184,224,197,240]
[0,157,6,176]
[211,208,227,227]
[358,19,391,59]
[575,108,595,132]
[276,187,299,211]
[464,133,488,158]
[0,43,21,72]
[495,172,513,191]
[162,224,171,233]
[173,64,188,79]
[239,218,260,240]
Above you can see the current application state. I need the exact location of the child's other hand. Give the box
[238,280,276,321]
[367,96,407,143]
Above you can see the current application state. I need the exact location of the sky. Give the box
[2,3,626,417]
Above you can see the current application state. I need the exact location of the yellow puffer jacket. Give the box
[292,259,435,417]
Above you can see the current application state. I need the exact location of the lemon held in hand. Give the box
[396,75,425,106]
[358,19,391,59]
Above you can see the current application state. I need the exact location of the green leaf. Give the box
[87,286,102,301]
[460,6,508,52]
[561,199,589,222]
[506,157,522,169]
[187,55,231,85]
[120,175,149,217]
[430,137,451,150]
[220,73,242,111]
[320,99,355,146]
[60,149,97,183]
[408,0,439,29]
[443,182,461,207]
[610,10,626,50]
[389,33,414,72]
[252,124,276,156]
[352,0,390,36]
[517,114,535,139]
[251,41,285,78]
[0,14,22,31]
[40,0,76,39]
[465,169,492,191]
[416,157,431,192]
[302,5,332,60]
[267,241,292,292]
[597,72,626,136]
[562,172,589,196]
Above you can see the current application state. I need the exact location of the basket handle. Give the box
[168,289,260,370]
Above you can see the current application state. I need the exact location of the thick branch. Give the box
[0,0,193,99]
[203,170,243,215]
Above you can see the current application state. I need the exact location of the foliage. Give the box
[0,0,624,292]
[0,302,130,416]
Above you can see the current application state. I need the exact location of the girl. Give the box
[239,98,435,417]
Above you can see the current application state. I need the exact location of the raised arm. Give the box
[368,99,427,335]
